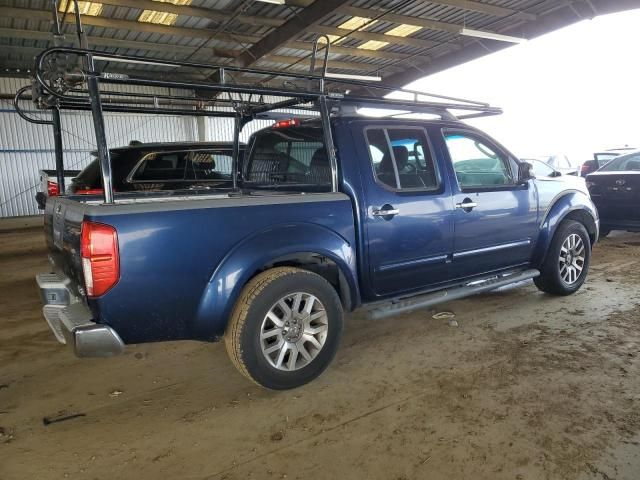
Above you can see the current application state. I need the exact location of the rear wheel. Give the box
[534,220,591,295]
[225,267,343,390]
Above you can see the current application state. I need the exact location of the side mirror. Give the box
[518,161,535,183]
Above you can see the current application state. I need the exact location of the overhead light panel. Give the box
[385,24,422,37]
[153,0,191,4]
[58,0,103,16]
[325,73,381,82]
[338,16,377,31]
[358,40,389,51]
[254,0,286,4]
[460,27,526,44]
[139,10,179,25]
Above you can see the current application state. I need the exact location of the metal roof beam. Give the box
[0,7,262,44]
[236,0,351,67]
[311,25,438,49]
[0,27,239,58]
[285,41,410,60]
[416,1,537,21]
[0,26,410,64]
[96,0,283,28]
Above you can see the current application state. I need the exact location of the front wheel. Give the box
[534,220,591,295]
[225,267,343,390]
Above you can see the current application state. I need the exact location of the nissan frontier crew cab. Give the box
[27,40,598,390]
[37,116,599,390]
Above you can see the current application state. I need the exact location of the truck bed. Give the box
[44,191,356,344]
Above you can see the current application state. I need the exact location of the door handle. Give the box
[455,199,477,210]
[373,206,400,217]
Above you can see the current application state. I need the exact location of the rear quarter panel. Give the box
[531,178,598,265]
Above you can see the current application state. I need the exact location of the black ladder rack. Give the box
[15,0,503,204]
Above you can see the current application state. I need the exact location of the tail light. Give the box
[75,188,105,195]
[80,221,120,297]
[580,164,591,176]
[47,180,59,196]
[273,119,299,128]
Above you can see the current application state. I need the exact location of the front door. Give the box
[360,125,455,297]
[441,130,538,280]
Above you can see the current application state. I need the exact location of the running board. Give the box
[366,269,540,321]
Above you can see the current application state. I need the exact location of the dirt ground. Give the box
[1,219,639,480]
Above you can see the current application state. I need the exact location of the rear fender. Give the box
[193,223,359,339]
[532,190,599,266]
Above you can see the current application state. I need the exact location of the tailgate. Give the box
[44,196,87,292]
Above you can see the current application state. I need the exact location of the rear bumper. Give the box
[36,273,124,357]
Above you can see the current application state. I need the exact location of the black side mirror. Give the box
[518,161,535,183]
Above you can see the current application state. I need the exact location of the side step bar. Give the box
[366,269,540,320]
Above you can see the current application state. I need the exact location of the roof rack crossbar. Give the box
[32,47,502,120]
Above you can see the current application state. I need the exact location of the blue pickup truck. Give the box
[37,116,599,389]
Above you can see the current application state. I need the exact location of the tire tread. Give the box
[225,267,327,386]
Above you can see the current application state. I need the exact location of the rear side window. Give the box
[244,128,331,189]
[365,127,439,191]
[444,132,514,189]
[599,153,640,171]
[130,150,233,182]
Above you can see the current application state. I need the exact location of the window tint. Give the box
[600,153,640,172]
[245,127,330,189]
[444,133,514,188]
[131,150,233,182]
[366,127,439,190]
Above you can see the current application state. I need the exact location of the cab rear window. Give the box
[244,127,331,190]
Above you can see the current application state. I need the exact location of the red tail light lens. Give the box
[75,188,105,195]
[273,119,300,128]
[47,180,59,196]
[80,221,120,297]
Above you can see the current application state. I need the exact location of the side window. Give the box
[530,160,554,178]
[444,133,514,189]
[131,150,232,182]
[365,127,439,191]
[132,152,185,181]
[186,151,233,180]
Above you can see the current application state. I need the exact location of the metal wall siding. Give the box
[0,77,199,217]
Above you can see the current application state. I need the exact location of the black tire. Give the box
[225,267,343,390]
[534,220,591,295]
[599,228,611,238]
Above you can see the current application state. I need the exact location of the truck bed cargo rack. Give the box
[16,0,503,205]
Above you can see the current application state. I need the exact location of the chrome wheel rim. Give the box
[260,292,329,371]
[559,233,585,285]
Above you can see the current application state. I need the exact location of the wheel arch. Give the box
[193,223,359,340]
[532,190,598,267]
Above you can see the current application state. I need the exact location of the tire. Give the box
[534,220,591,296]
[599,228,611,238]
[225,267,343,390]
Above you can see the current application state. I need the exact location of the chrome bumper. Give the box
[36,273,124,357]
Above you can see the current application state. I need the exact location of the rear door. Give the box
[588,153,640,224]
[359,125,454,297]
[441,129,538,280]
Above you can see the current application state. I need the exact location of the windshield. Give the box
[243,127,331,191]
[599,153,640,172]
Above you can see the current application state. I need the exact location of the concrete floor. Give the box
[1,218,639,480]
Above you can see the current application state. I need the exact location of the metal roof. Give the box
[0,0,637,90]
